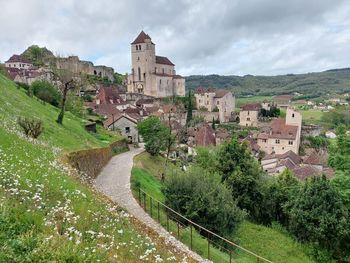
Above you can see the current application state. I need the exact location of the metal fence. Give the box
[137,187,273,263]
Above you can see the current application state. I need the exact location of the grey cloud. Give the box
[0,0,350,76]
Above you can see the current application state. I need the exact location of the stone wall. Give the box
[63,139,128,180]
[53,56,115,81]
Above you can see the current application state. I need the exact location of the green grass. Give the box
[299,109,324,125]
[131,152,315,263]
[0,75,189,262]
[236,96,273,109]
[0,74,122,151]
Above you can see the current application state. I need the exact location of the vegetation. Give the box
[164,167,244,237]
[137,116,170,156]
[0,74,186,262]
[17,117,43,139]
[186,68,350,97]
[31,80,61,107]
[322,107,350,128]
[131,152,314,263]
[186,90,193,124]
[21,45,54,66]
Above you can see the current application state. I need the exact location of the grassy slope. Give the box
[0,75,188,262]
[131,152,314,263]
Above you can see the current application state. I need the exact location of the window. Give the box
[247,117,250,121]
[288,140,293,145]
[138,67,141,81]
[247,111,250,115]
[136,45,138,51]
[162,68,165,74]
[275,139,280,144]
[263,139,267,143]
[155,67,157,73]
[160,79,162,84]
[206,101,209,105]
[199,99,201,103]
[125,127,130,133]
[137,56,140,61]
[292,113,295,118]
[217,101,220,105]
[139,45,141,50]
[143,73,146,79]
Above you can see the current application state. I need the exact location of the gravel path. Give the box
[94,147,207,262]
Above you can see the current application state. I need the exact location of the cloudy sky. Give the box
[1,0,350,76]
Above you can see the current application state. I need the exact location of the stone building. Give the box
[5,55,33,69]
[127,31,185,98]
[104,114,138,143]
[257,108,302,155]
[239,103,261,127]
[194,87,235,123]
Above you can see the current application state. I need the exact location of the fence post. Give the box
[177,222,180,238]
[190,225,193,250]
[150,196,153,217]
[157,202,160,222]
[167,210,169,231]
[138,187,141,205]
[207,232,210,260]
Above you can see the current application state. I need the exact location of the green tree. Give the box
[328,125,350,172]
[186,91,193,125]
[332,171,350,210]
[137,116,169,155]
[164,166,244,237]
[211,117,216,130]
[31,80,61,107]
[214,138,265,221]
[286,176,349,261]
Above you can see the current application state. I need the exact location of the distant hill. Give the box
[186,69,350,98]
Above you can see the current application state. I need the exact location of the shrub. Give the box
[17,117,43,139]
[31,80,61,107]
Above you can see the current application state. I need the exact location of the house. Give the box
[127,31,185,98]
[194,87,235,123]
[257,108,302,154]
[261,150,302,174]
[187,125,216,147]
[5,55,33,69]
[303,150,328,171]
[95,86,125,105]
[215,129,231,145]
[273,95,293,108]
[239,103,261,127]
[104,113,139,143]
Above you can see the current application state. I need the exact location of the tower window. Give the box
[137,56,140,61]
[155,67,157,73]
[138,67,141,81]
[292,113,295,118]
[160,79,162,84]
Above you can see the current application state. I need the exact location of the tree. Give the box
[211,117,216,130]
[53,70,76,125]
[328,125,350,172]
[186,91,193,125]
[137,116,169,156]
[17,117,43,139]
[286,176,349,261]
[332,171,350,210]
[164,166,244,237]
[264,169,300,225]
[31,80,61,106]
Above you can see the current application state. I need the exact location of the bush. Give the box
[31,80,61,107]
[164,166,244,237]
[17,117,43,139]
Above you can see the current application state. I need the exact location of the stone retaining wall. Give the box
[64,139,128,179]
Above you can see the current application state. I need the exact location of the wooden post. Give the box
[157,202,160,222]
[190,225,193,250]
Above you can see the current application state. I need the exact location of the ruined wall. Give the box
[54,56,115,81]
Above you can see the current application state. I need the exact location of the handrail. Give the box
[138,187,274,263]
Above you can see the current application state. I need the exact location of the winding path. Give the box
[94,146,206,262]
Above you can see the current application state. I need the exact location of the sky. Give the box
[1,0,350,76]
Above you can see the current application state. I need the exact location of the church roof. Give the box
[156,56,175,66]
[131,31,153,44]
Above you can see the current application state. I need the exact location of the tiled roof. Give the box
[195,125,216,146]
[95,104,121,116]
[136,98,154,106]
[303,150,328,166]
[156,56,175,66]
[131,31,153,44]
[263,150,301,165]
[241,103,261,111]
[270,118,298,140]
[214,89,229,98]
[257,133,269,140]
[97,86,125,105]
[292,165,321,181]
[5,54,31,64]
[104,113,138,128]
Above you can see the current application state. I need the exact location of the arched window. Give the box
[138,67,141,81]
[139,45,141,50]
[136,45,138,51]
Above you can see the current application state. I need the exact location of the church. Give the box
[127,31,185,98]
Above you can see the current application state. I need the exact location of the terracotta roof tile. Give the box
[241,103,262,111]
[156,56,175,66]
[303,150,328,166]
[195,125,216,146]
[131,31,153,44]
[6,54,31,64]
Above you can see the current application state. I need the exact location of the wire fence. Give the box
[137,187,274,263]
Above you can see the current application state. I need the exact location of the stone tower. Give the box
[127,31,186,98]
